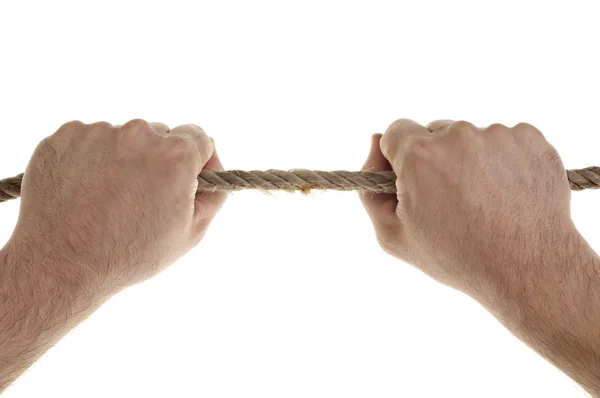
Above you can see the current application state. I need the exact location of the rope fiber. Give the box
[1,167,600,203]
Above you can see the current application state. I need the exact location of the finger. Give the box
[426,119,455,134]
[359,134,401,231]
[196,138,227,214]
[149,122,170,136]
[168,124,214,173]
[194,138,228,238]
[380,119,430,164]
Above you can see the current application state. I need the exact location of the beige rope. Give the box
[1,167,599,203]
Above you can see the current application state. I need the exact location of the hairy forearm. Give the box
[0,242,103,391]
[482,231,600,396]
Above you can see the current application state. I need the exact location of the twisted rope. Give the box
[1,167,599,203]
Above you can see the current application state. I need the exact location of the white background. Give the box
[0,0,598,397]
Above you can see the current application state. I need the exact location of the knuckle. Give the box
[404,138,436,165]
[163,136,196,164]
[449,120,477,136]
[513,122,544,140]
[54,120,86,138]
[427,119,453,132]
[89,121,113,130]
[486,123,508,133]
[115,120,161,156]
[121,118,150,132]
[447,121,484,150]
[485,123,513,143]
[513,122,536,130]
[385,118,415,134]
[89,121,115,134]
[178,123,206,135]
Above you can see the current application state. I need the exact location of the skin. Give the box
[360,119,600,395]
[0,118,599,394]
[0,119,227,390]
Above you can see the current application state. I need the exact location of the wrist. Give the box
[469,221,589,319]
[1,239,106,317]
[476,228,600,393]
[502,230,598,327]
[0,241,108,390]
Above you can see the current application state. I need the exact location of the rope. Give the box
[1,167,600,203]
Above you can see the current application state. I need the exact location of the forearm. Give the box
[481,231,600,396]
[0,242,104,391]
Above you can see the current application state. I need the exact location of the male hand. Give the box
[8,119,227,295]
[359,119,600,394]
[360,119,575,302]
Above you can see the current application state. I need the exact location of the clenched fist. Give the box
[10,119,227,295]
[360,119,574,300]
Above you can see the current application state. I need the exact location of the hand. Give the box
[359,119,577,303]
[8,119,227,296]
[359,119,600,394]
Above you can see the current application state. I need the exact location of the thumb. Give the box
[193,138,228,238]
[359,134,401,231]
